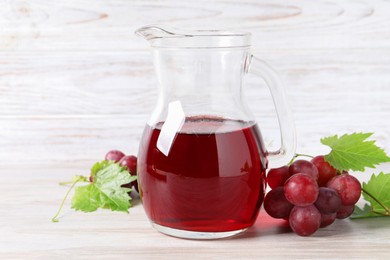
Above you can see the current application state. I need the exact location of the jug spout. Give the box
[135,25,251,48]
[135,25,181,42]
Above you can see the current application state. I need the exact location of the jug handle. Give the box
[246,55,297,167]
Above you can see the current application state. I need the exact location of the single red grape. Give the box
[105,150,125,162]
[284,173,319,206]
[314,187,342,214]
[264,187,294,219]
[267,166,290,189]
[320,213,337,228]
[289,160,319,180]
[119,155,137,174]
[336,204,355,219]
[327,174,361,205]
[120,155,138,192]
[311,155,337,186]
[289,205,321,236]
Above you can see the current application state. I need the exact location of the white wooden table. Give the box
[1,0,390,258]
[1,164,390,259]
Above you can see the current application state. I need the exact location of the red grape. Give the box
[120,155,138,192]
[314,187,342,214]
[336,204,355,219]
[105,150,125,162]
[119,155,137,174]
[327,175,361,205]
[311,156,337,186]
[289,160,319,180]
[264,187,293,218]
[284,173,319,206]
[289,205,321,236]
[320,213,337,228]
[267,166,290,189]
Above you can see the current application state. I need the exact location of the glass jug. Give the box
[136,26,296,239]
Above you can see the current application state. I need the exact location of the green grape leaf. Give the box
[71,161,136,213]
[93,163,136,212]
[351,204,383,219]
[321,133,390,171]
[72,185,101,212]
[361,173,390,216]
[90,160,112,178]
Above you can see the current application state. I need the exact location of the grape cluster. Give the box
[104,150,138,192]
[264,155,361,236]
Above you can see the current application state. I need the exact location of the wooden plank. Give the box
[1,49,390,115]
[0,164,389,258]
[0,115,145,165]
[0,51,157,115]
[0,112,388,166]
[0,0,390,51]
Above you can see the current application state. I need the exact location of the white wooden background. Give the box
[1,0,390,166]
[1,0,390,259]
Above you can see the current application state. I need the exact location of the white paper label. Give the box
[157,101,185,156]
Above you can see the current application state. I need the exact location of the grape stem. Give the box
[288,153,314,165]
[371,210,389,216]
[52,176,86,223]
[59,181,76,186]
[59,175,88,186]
[361,187,390,216]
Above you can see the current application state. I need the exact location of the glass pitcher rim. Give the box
[135,25,251,49]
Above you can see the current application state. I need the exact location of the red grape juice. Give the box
[138,117,267,232]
